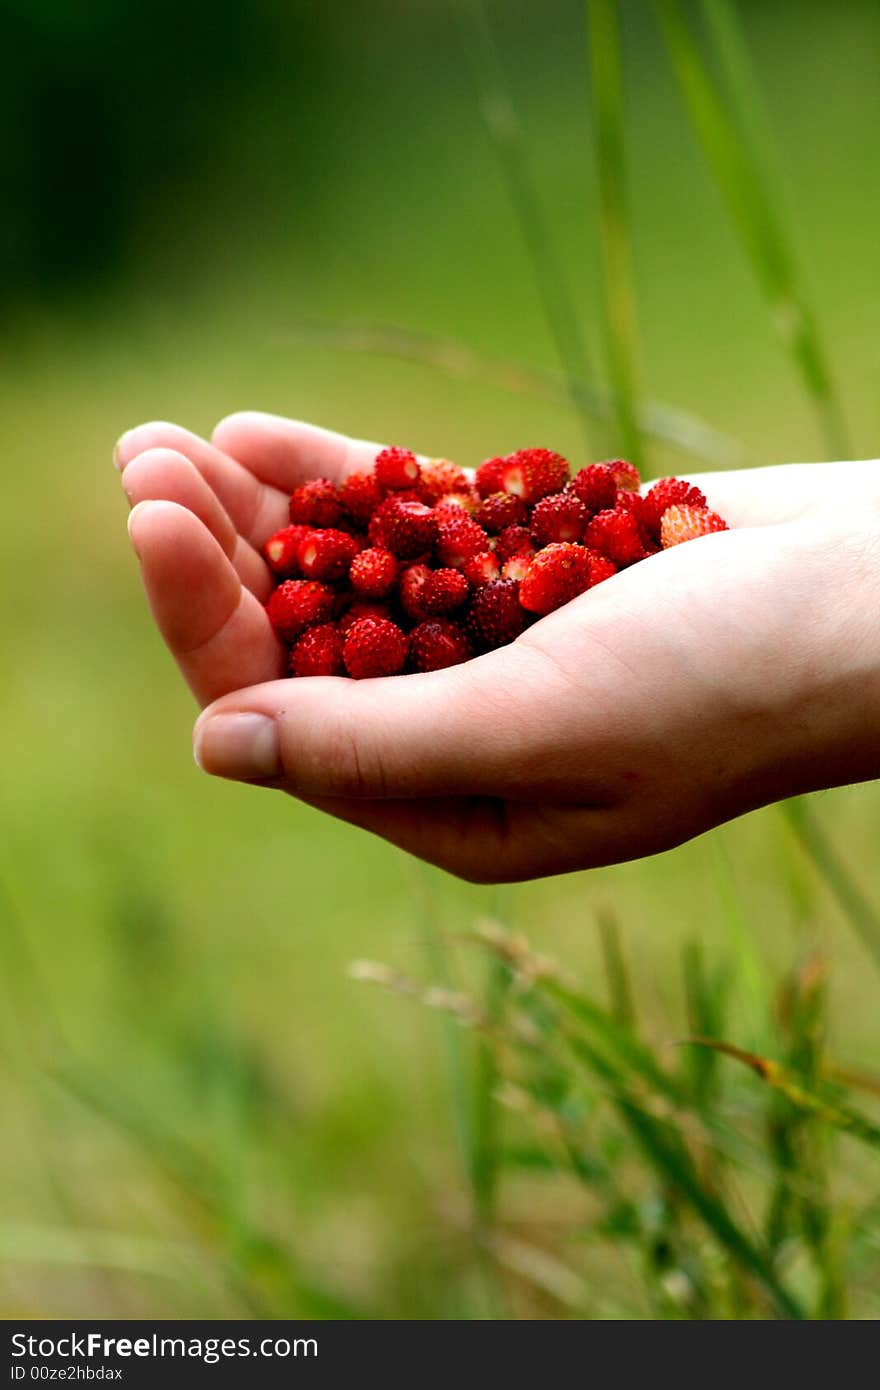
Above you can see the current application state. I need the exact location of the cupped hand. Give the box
[115,415,880,881]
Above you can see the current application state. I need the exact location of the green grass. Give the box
[1,0,879,1319]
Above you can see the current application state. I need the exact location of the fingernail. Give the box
[113,431,130,469]
[126,499,150,553]
[194,714,280,781]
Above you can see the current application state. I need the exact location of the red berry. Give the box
[338,600,392,635]
[290,623,344,677]
[501,554,531,583]
[369,496,438,558]
[530,492,587,545]
[349,546,399,598]
[608,459,641,492]
[494,525,534,563]
[297,528,359,581]
[584,507,648,567]
[519,543,593,615]
[418,459,469,502]
[474,492,527,533]
[614,490,657,547]
[399,563,433,621]
[500,448,569,503]
[409,619,471,672]
[262,524,311,576]
[435,513,489,568]
[461,550,501,588]
[642,477,708,533]
[434,489,478,516]
[288,478,343,527]
[422,567,470,614]
[434,495,475,523]
[339,470,383,526]
[586,551,617,586]
[467,578,526,651]
[343,616,408,679]
[265,580,335,641]
[660,504,728,548]
[374,446,421,492]
[475,456,507,498]
[567,463,617,514]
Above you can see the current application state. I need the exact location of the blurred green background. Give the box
[1,0,879,1319]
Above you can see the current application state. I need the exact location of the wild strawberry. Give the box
[369,496,438,558]
[519,543,593,615]
[461,551,501,588]
[290,623,344,677]
[587,551,617,586]
[398,563,433,621]
[608,459,641,492]
[409,619,471,672]
[265,580,335,641]
[584,508,648,567]
[343,616,409,679]
[297,528,359,581]
[435,489,479,516]
[475,492,527,533]
[339,470,383,526]
[435,513,489,569]
[567,463,617,514]
[500,448,569,503]
[434,495,475,524]
[422,568,470,614]
[338,600,392,635]
[467,578,526,651]
[642,477,708,533]
[262,524,311,576]
[530,492,587,545]
[494,525,534,563]
[614,490,657,548]
[660,504,728,548]
[418,459,469,502]
[475,456,507,498]
[374,446,421,492]
[501,554,531,583]
[349,546,399,598]
[288,478,343,527]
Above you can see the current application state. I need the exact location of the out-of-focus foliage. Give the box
[0,0,878,1319]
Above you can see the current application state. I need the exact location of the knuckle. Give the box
[301,713,387,799]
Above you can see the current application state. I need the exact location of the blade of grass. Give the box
[709,832,770,1039]
[653,0,850,458]
[412,869,507,1316]
[685,1039,880,1150]
[452,0,596,450]
[565,1031,804,1318]
[681,938,728,1110]
[587,0,643,469]
[597,909,636,1030]
[781,798,880,973]
[470,901,515,1235]
[290,320,750,467]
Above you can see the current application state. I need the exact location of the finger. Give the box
[120,448,272,601]
[191,644,595,801]
[115,421,288,546]
[681,459,880,528]
[211,412,393,492]
[128,500,286,706]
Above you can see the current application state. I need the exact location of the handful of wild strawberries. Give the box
[262,447,729,678]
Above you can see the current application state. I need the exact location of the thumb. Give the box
[192,645,541,799]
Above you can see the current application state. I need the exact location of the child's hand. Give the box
[116,415,880,881]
